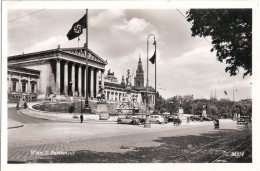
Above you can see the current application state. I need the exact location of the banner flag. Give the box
[149,49,156,64]
[67,14,86,40]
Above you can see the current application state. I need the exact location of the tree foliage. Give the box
[187,9,252,77]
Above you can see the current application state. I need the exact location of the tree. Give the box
[155,91,167,113]
[166,96,179,114]
[187,9,252,77]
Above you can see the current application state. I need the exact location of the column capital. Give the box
[55,58,61,62]
[63,60,69,64]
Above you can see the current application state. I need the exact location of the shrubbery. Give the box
[67,106,75,113]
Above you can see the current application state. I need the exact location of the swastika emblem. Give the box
[74,24,82,34]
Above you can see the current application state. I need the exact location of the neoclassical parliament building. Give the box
[7,46,155,106]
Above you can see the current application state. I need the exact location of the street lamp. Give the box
[144,34,156,128]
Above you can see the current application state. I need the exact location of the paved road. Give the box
[8,107,58,124]
[8,119,251,163]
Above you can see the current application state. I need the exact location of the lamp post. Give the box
[144,34,156,128]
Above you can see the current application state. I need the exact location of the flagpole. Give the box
[85,9,89,109]
[144,34,155,128]
[154,38,157,112]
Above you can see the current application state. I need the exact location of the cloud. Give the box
[114,18,151,34]
[89,9,126,29]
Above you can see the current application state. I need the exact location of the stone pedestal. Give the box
[144,114,151,128]
[178,107,183,114]
[202,109,207,117]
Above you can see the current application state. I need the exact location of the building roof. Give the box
[8,65,40,75]
[8,46,107,66]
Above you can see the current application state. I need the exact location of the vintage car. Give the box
[173,118,182,125]
[166,114,179,122]
[237,115,250,125]
[190,115,203,122]
[149,115,167,124]
[117,115,142,125]
[202,117,213,121]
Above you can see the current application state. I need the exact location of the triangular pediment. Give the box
[60,47,107,65]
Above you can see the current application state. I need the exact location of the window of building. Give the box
[22,82,26,93]
[12,81,17,92]
[31,83,35,93]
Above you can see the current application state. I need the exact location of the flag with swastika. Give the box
[67,14,86,40]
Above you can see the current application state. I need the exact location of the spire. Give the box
[210,90,213,99]
[136,54,144,74]
[134,54,144,88]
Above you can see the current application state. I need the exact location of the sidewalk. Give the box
[8,119,24,129]
[8,102,40,108]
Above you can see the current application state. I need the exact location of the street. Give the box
[8,107,252,163]
[8,107,58,124]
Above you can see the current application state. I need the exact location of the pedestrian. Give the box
[24,101,27,109]
[16,101,19,110]
[80,114,84,123]
[187,117,190,124]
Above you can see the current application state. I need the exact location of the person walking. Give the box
[24,101,28,109]
[80,114,84,123]
[16,101,20,110]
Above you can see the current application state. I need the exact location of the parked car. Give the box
[173,118,182,126]
[202,117,213,121]
[149,115,167,124]
[117,115,141,125]
[237,115,250,125]
[166,115,179,122]
[190,115,203,122]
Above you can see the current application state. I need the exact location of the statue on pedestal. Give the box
[97,87,106,103]
[202,104,207,117]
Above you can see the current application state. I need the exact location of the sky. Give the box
[7,9,252,100]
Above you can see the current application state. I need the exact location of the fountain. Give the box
[116,70,140,114]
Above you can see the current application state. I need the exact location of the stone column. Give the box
[8,73,11,93]
[78,64,82,97]
[95,69,99,97]
[56,59,61,94]
[37,78,40,95]
[84,67,86,98]
[64,61,69,95]
[28,76,31,94]
[18,74,21,94]
[101,70,105,89]
[71,63,75,95]
[90,67,94,98]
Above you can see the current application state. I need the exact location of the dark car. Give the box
[173,118,182,126]
[202,117,213,121]
[166,115,179,122]
[237,116,250,125]
[190,115,203,121]
[117,115,144,125]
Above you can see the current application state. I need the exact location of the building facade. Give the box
[7,46,155,106]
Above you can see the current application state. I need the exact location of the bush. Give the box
[67,106,75,113]
[72,115,79,119]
